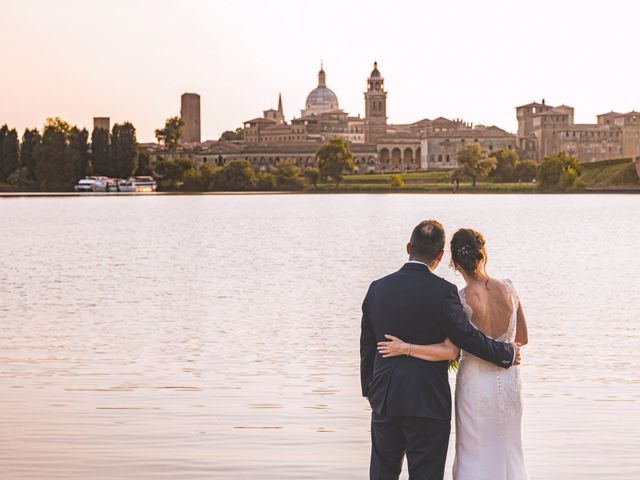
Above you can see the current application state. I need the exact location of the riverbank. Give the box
[2,158,638,196]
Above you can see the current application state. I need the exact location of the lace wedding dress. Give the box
[453,279,529,480]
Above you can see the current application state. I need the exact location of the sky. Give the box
[1,0,639,142]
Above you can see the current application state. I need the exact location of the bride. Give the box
[377,228,529,479]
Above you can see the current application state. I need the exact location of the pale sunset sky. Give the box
[1,0,639,142]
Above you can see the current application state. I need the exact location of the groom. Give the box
[360,220,519,480]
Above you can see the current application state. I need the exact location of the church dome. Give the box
[304,62,339,110]
[306,86,339,108]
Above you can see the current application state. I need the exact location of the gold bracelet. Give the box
[407,344,412,356]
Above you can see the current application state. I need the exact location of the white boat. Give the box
[74,177,98,192]
[118,179,136,192]
[74,176,156,193]
[132,176,157,192]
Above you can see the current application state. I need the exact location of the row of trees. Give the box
[453,143,537,188]
[152,136,355,191]
[0,118,146,191]
[453,143,582,191]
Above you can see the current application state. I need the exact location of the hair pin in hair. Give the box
[457,245,473,256]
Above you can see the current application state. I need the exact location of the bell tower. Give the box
[364,61,387,144]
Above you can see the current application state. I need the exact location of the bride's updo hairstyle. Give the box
[450,228,488,279]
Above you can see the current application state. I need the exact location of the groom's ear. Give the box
[406,242,411,255]
[436,250,444,261]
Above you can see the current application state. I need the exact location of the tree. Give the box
[316,137,355,187]
[154,157,195,189]
[219,128,244,141]
[198,163,215,190]
[389,174,404,189]
[211,160,256,191]
[135,147,152,176]
[91,127,111,176]
[303,166,320,187]
[35,120,70,191]
[456,142,496,188]
[21,128,41,177]
[0,125,20,183]
[256,172,276,191]
[155,116,184,152]
[111,122,138,178]
[537,152,581,190]
[516,160,537,182]
[490,148,520,182]
[68,127,91,179]
[272,158,304,190]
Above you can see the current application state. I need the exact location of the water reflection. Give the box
[1,194,639,479]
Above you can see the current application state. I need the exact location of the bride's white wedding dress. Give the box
[453,279,528,480]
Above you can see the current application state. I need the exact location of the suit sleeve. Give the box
[360,286,376,397]
[440,285,514,369]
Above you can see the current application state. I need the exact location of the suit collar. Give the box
[400,262,433,274]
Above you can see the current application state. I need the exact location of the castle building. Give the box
[181,93,201,144]
[517,101,640,163]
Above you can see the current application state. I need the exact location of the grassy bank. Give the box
[580,158,639,187]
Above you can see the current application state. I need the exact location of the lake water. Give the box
[1,193,639,479]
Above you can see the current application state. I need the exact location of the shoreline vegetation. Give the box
[1,118,638,196]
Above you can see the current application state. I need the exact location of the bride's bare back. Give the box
[462,279,514,340]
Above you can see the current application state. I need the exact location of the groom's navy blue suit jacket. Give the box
[360,262,514,421]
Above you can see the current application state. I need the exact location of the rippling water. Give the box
[1,194,639,479]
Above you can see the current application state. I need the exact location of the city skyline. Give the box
[1,0,639,143]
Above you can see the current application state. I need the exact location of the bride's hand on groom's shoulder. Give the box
[377,335,409,358]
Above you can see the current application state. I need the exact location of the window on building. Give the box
[446,155,450,162]
[438,154,443,162]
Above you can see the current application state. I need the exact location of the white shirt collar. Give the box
[406,260,431,271]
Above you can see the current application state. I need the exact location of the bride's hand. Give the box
[377,334,409,358]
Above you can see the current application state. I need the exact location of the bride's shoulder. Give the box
[498,278,520,301]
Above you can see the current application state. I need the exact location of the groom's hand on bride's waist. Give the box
[512,343,522,365]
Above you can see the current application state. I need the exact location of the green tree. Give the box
[68,127,91,179]
[456,142,496,188]
[182,162,204,191]
[198,163,215,190]
[154,157,195,189]
[35,120,70,191]
[219,128,244,141]
[389,174,405,189]
[155,116,184,152]
[303,166,320,187]
[0,125,20,183]
[256,171,276,191]
[490,148,520,182]
[559,166,579,190]
[516,160,537,182]
[211,159,256,191]
[135,147,152,176]
[21,128,41,177]
[272,158,304,190]
[111,122,138,178]
[537,152,581,190]
[91,127,111,176]
[316,137,355,187]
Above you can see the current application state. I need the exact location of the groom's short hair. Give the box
[409,220,445,262]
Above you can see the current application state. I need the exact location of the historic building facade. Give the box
[149,65,639,174]
[185,61,515,174]
[517,100,640,163]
